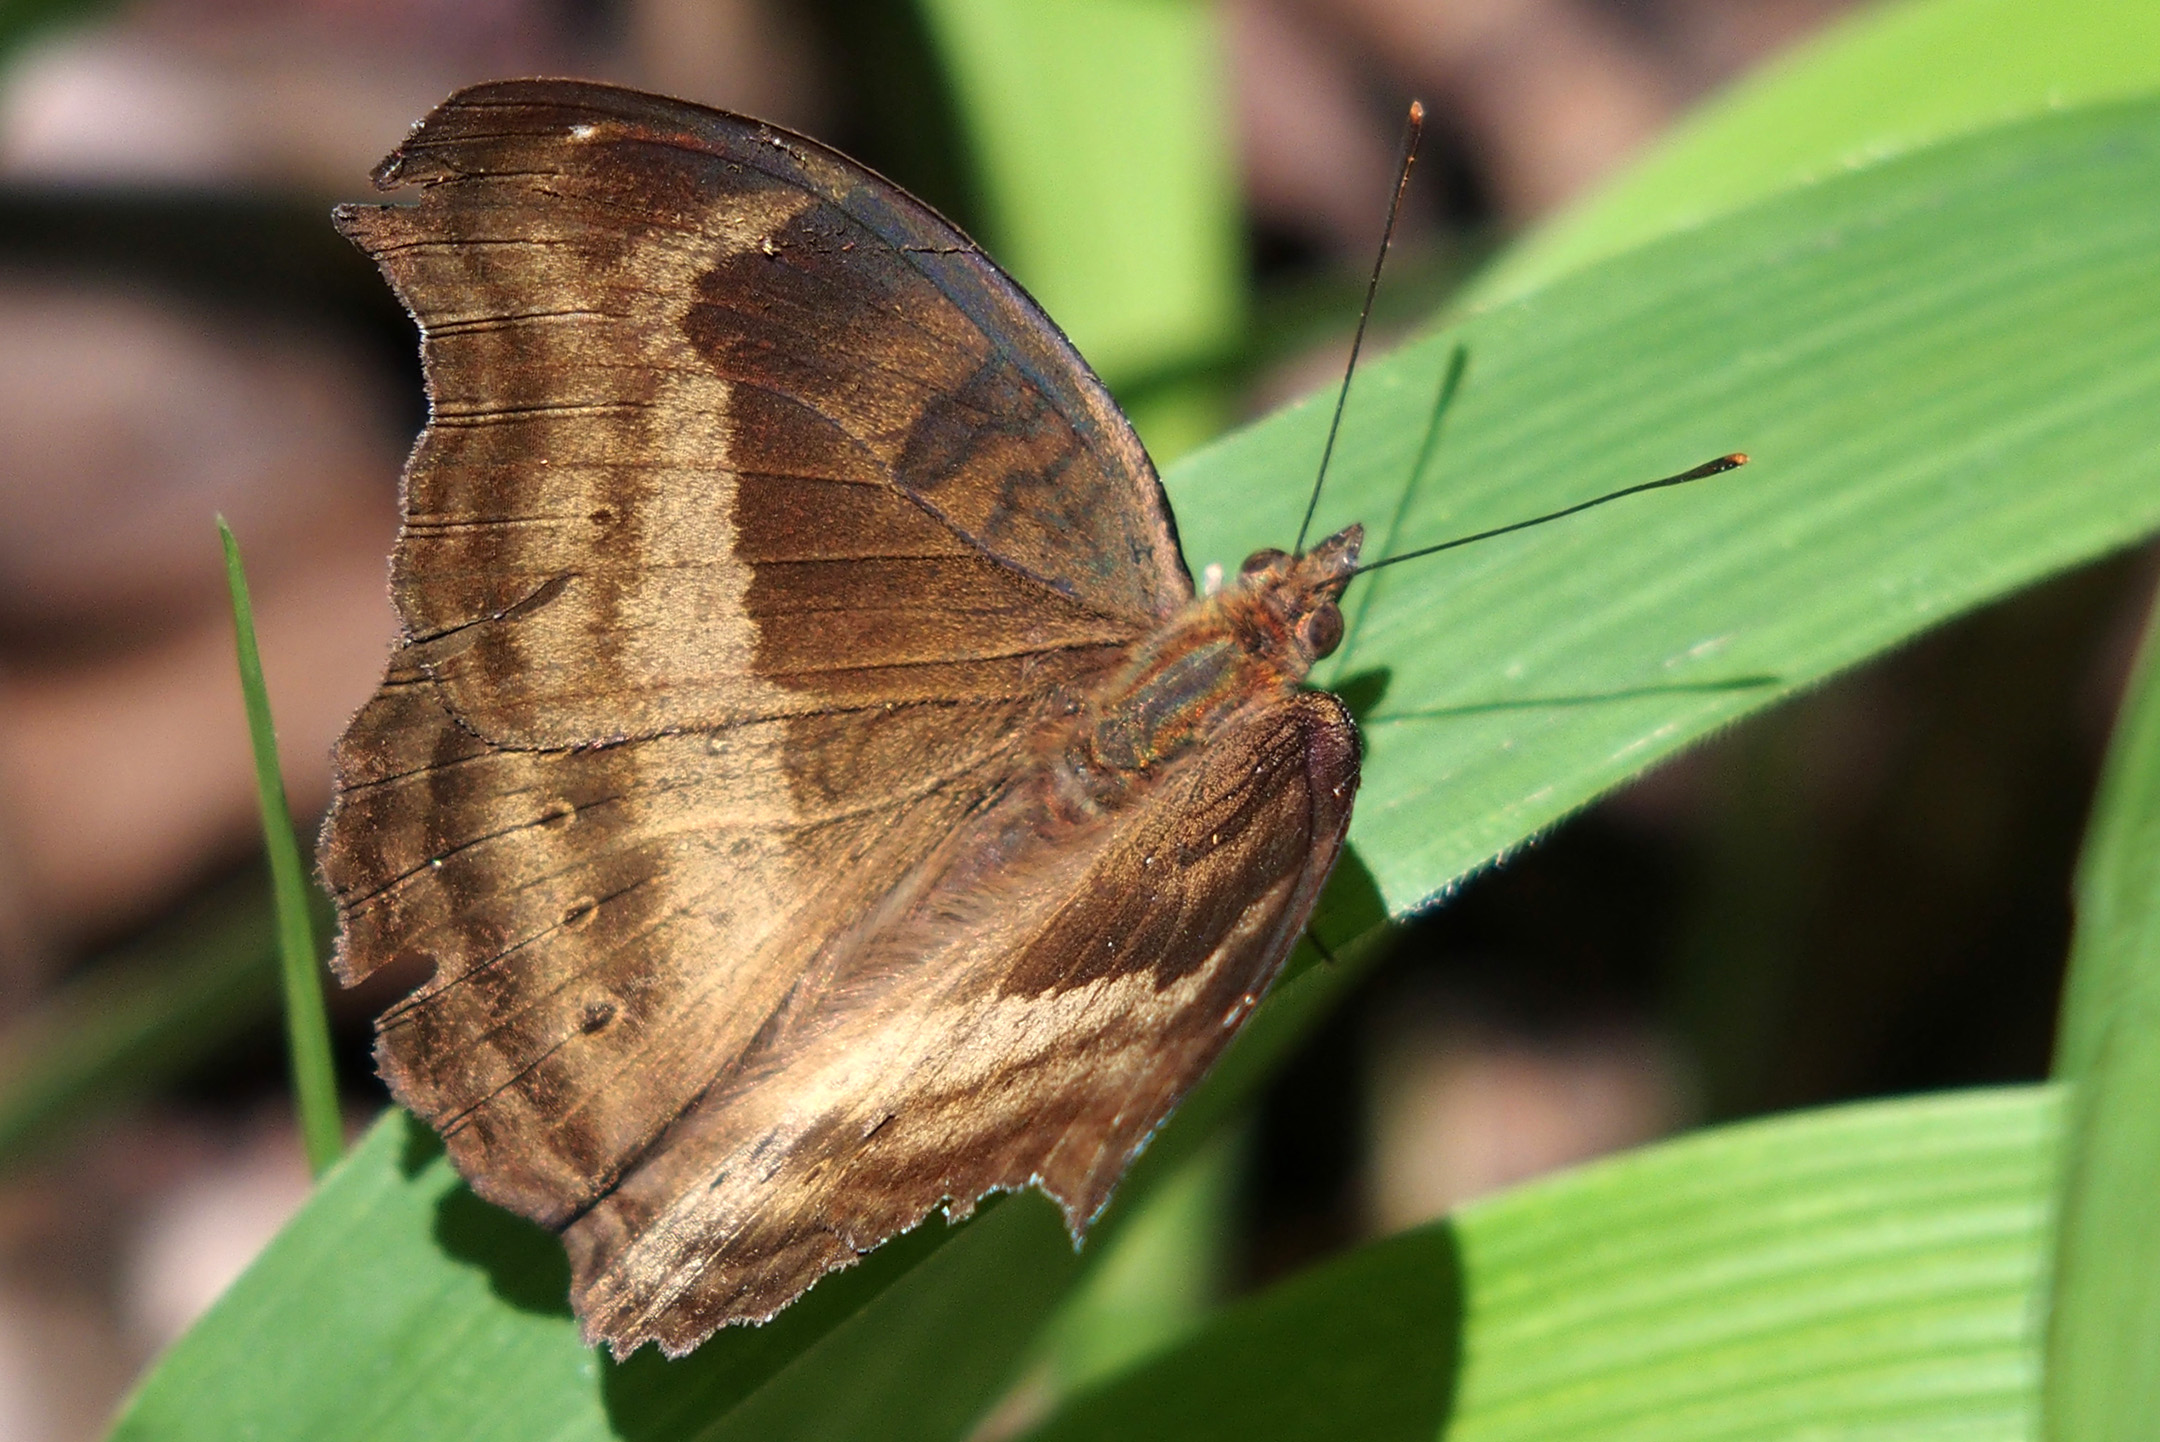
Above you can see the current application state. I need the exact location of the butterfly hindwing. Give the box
[564,690,1358,1354]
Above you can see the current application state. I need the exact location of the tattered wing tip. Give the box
[311,806,360,985]
[358,79,530,193]
[321,910,367,990]
[362,77,649,195]
[328,201,411,257]
[1025,1173,1102,1247]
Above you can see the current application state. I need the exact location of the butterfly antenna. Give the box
[1294,99,1425,557]
[1349,453,1750,577]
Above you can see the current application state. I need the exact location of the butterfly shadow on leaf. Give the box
[385,1111,577,1319]
[1332,667,1393,725]
[427,1171,578,1321]
[597,1211,982,1440]
[1024,1216,1467,1442]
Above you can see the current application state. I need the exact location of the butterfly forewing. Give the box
[336,79,1188,749]
[321,78,1359,1357]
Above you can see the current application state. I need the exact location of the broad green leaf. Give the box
[1025,1086,2058,1442]
[107,1111,1081,1442]
[109,1115,597,1442]
[1471,0,2160,306]
[2044,591,2160,1436]
[111,99,2160,1442]
[1167,97,2160,917]
[1446,1089,2052,1442]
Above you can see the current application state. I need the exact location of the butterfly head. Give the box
[1234,523,1363,667]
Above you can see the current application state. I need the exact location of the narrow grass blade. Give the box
[1023,1087,2058,1442]
[2044,588,2160,1437]
[2055,596,2160,1079]
[218,519,340,1177]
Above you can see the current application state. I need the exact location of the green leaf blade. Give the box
[109,1113,596,1442]
[2044,591,2160,1436]
[1023,1088,2057,1442]
[106,1109,1085,1442]
[1449,1090,2054,1442]
[1164,97,2160,918]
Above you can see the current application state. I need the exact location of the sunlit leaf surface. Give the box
[1170,99,2160,919]
[1026,1088,2057,1442]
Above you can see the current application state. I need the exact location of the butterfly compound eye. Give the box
[1299,602,1345,659]
[1240,548,1289,577]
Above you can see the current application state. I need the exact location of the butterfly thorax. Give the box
[1074,524,1362,780]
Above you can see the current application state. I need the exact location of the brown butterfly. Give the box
[321,78,1736,1358]
[320,77,1363,1357]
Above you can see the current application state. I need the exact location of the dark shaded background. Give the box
[0,1,2146,1435]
